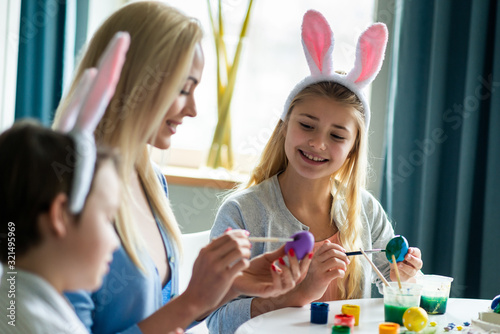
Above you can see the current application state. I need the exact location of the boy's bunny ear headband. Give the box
[55,31,130,214]
[282,10,388,132]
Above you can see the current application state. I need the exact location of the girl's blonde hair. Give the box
[247,81,368,299]
[54,1,203,269]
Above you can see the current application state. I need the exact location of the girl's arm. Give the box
[363,190,423,284]
[363,190,394,292]
[207,198,342,333]
[205,201,255,333]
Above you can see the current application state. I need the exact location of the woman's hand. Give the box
[390,247,423,282]
[250,240,349,318]
[231,245,312,298]
[182,229,251,314]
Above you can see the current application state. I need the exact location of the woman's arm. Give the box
[138,230,251,333]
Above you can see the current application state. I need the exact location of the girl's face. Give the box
[284,96,358,181]
[66,161,121,291]
[152,44,205,149]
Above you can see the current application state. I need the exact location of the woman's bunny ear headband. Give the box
[55,31,130,214]
[282,10,388,132]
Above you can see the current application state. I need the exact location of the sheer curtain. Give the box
[382,0,500,299]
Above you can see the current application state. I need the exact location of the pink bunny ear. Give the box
[74,31,131,133]
[56,68,97,132]
[346,23,388,89]
[301,10,334,76]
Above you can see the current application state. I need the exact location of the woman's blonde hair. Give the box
[247,81,368,299]
[53,1,203,269]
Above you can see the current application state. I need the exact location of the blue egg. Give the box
[386,235,409,263]
[492,295,500,311]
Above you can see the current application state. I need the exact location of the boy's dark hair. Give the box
[0,119,119,262]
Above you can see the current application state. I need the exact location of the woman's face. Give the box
[66,161,121,291]
[151,44,205,149]
[284,96,358,181]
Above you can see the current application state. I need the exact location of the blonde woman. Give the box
[208,11,423,333]
[54,2,310,333]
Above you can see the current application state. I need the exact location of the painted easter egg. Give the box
[386,235,409,263]
[492,295,500,313]
[402,306,428,332]
[285,231,314,260]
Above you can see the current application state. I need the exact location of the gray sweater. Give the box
[207,175,394,333]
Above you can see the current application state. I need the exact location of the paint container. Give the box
[334,314,355,330]
[379,322,400,334]
[310,302,329,324]
[331,325,350,333]
[383,282,422,325]
[416,275,454,314]
[341,304,360,326]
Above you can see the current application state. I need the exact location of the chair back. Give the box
[179,230,211,293]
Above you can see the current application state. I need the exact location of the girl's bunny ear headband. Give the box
[282,10,388,132]
[55,31,130,213]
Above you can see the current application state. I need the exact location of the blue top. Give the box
[65,166,182,334]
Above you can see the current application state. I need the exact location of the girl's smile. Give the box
[299,149,328,164]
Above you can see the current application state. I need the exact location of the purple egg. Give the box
[285,231,314,260]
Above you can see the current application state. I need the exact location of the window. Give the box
[154,0,376,175]
[87,0,128,39]
[0,0,21,132]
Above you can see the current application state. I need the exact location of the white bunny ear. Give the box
[60,31,130,214]
[346,23,388,89]
[301,10,334,76]
[56,68,97,132]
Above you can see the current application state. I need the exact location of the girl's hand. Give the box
[390,247,423,282]
[183,229,251,314]
[291,240,349,304]
[231,245,312,298]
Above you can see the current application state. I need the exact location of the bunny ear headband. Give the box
[282,10,388,131]
[55,31,130,213]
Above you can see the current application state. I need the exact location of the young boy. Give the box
[0,121,121,333]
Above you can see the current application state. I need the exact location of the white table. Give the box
[235,298,491,333]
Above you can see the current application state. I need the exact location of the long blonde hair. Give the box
[247,81,368,299]
[53,2,203,269]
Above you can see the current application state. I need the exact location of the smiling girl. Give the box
[207,10,423,333]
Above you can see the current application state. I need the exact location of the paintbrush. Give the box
[248,237,294,243]
[360,248,390,287]
[391,254,403,290]
[346,249,386,256]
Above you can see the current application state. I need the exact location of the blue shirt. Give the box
[65,166,181,334]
